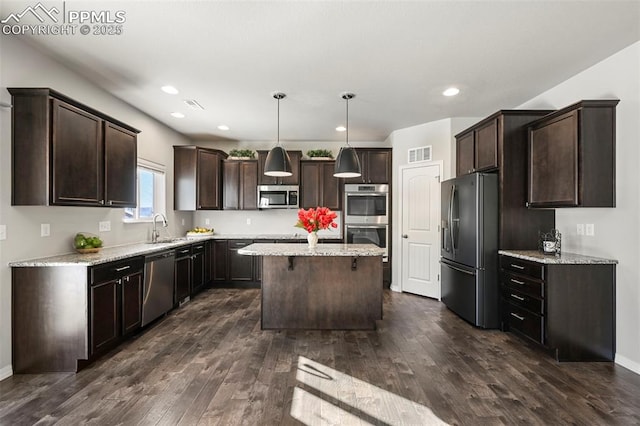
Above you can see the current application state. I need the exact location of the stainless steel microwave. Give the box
[258,185,299,209]
[344,184,389,224]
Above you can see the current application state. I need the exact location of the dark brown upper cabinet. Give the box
[344,148,392,184]
[174,146,227,210]
[9,88,140,207]
[455,110,554,249]
[223,160,258,210]
[300,160,342,210]
[456,118,499,176]
[257,150,302,185]
[527,100,619,208]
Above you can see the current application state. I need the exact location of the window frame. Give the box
[123,158,167,223]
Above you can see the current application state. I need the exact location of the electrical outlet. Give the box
[41,223,50,237]
[205,218,210,225]
[0,225,6,241]
[99,221,111,232]
[586,223,595,236]
[246,218,251,225]
[577,224,584,235]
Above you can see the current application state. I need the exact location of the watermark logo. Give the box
[2,1,126,36]
[1,2,59,24]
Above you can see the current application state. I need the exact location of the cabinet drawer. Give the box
[191,242,206,253]
[91,257,143,284]
[501,270,544,298]
[500,257,543,279]
[175,246,192,258]
[501,286,543,315]
[503,301,544,344]
[228,240,253,249]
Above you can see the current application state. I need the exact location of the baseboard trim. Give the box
[0,364,13,381]
[615,354,640,376]
[389,284,401,293]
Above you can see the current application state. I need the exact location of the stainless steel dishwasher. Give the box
[142,250,175,326]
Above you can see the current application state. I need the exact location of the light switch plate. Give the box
[181,218,185,226]
[205,218,210,225]
[99,221,111,232]
[0,224,6,241]
[41,223,50,237]
[577,224,584,235]
[586,223,595,236]
[246,218,251,225]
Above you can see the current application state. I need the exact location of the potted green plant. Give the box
[228,149,255,159]
[306,149,333,159]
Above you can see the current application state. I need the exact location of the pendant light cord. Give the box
[346,96,349,146]
[277,95,280,145]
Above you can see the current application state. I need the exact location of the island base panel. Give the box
[261,256,382,330]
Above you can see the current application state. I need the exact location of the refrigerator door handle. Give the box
[440,260,475,276]
[450,184,457,250]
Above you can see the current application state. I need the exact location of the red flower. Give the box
[295,207,338,233]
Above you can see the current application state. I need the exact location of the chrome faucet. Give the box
[151,213,168,243]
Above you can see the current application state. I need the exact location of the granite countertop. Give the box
[238,243,385,257]
[9,233,343,267]
[499,250,618,265]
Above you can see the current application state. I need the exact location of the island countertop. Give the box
[238,243,385,257]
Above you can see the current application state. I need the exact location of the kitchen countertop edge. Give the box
[9,233,344,267]
[499,250,618,265]
[238,243,385,257]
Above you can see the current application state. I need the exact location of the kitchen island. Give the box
[238,243,385,330]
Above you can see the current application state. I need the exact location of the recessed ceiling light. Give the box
[161,85,179,95]
[443,87,460,97]
[218,125,229,131]
[336,126,347,132]
[170,112,185,118]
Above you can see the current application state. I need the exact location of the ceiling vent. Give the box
[408,145,432,163]
[183,99,204,110]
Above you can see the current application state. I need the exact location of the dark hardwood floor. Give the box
[1,288,640,425]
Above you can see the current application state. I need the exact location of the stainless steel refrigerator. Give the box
[440,172,499,328]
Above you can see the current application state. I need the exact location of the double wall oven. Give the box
[344,184,389,262]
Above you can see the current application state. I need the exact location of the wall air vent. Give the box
[183,99,205,110]
[408,145,432,163]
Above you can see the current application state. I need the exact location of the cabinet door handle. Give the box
[510,313,525,321]
[194,245,204,249]
[510,264,525,270]
[107,200,113,206]
[114,265,131,272]
[510,278,525,285]
[99,200,105,205]
[510,293,525,301]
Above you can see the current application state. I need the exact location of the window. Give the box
[123,159,166,222]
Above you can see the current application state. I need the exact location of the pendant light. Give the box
[334,92,362,178]
[264,92,293,177]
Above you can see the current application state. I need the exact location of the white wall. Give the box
[516,42,640,374]
[386,118,479,292]
[0,37,194,379]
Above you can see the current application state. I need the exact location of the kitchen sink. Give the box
[147,237,187,244]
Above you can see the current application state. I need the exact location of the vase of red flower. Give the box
[307,231,319,248]
[295,207,338,248]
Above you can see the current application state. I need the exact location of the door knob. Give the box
[402,234,408,239]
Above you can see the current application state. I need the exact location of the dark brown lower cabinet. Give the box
[228,240,254,281]
[89,258,144,358]
[175,246,191,304]
[500,254,615,361]
[191,243,206,295]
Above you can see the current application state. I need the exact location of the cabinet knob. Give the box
[99,200,105,205]
[107,200,113,206]
[402,234,408,239]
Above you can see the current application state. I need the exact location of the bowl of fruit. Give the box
[73,232,103,254]
[186,227,214,238]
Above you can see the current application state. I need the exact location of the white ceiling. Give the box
[3,1,640,143]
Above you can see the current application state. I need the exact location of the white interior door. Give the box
[401,164,441,298]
